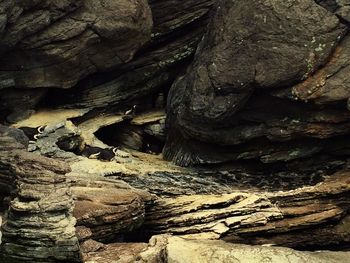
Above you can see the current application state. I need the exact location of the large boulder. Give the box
[164,0,349,166]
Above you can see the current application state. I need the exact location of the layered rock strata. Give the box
[0,125,82,262]
[0,0,152,89]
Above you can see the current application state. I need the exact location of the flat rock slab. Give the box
[84,235,350,263]
[164,237,350,263]
[83,243,147,263]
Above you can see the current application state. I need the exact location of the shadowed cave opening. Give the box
[95,120,165,155]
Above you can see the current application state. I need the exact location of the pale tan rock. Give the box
[134,235,350,263]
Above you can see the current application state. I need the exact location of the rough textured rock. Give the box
[292,34,350,104]
[83,243,147,263]
[316,0,350,22]
[162,236,350,263]
[33,0,213,108]
[88,235,350,263]
[0,0,152,89]
[164,0,350,167]
[73,187,145,243]
[1,0,350,261]
[0,126,82,262]
[144,170,350,249]
[0,0,214,123]
[0,125,27,207]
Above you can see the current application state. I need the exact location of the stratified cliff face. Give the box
[0,125,82,262]
[0,0,214,123]
[1,0,350,262]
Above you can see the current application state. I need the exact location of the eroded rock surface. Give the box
[164,0,350,167]
[144,170,350,249]
[0,0,152,89]
[1,0,350,261]
[73,187,145,243]
[0,125,82,262]
[84,235,350,263]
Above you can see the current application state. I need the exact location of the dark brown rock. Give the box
[316,0,350,23]
[164,0,349,166]
[292,34,350,104]
[73,187,145,243]
[0,0,152,89]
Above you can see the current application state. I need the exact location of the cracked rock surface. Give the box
[164,0,350,168]
[0,125,82,262]
[0,0,152,89]
[84,235,350,263]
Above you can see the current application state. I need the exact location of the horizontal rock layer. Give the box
[0,0,152,89]
[144,170,350,249]
[0,126,82,262]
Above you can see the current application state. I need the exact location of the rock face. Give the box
[0,126,82,262]
[293,34,350,104]
[73,187,145,243]
[0,0,213,123]
[1,0,350,262]
[144,170,350,249]
[164,0,350,167]
[0,0,152,89]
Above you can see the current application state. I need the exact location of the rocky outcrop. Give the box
[73,187,146,243]
[0,0,152,89]
[1,0,350,261]
[316,0,350,22]
[0,0,153,123]
[6,106,350,250]
[144,170,350,249]
[0,125,27,215]
[38,0,214,110]
[0,0,214,123]
[0,125,82,262]
[292,34,350,104]
[164,0,350,167]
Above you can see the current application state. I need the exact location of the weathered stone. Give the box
[135,235,350,263]
[316,0,350,23]
[292,34,350,104]
[0,128,82,262]
[83,242,147,263]
[164,0,349,167]
[73,187,145,242]
[144,170,350,249]
[0,0,153,89]
[84,235,348,263]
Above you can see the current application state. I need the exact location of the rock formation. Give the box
[84,235,350,263]
[0,0,152,89]
[164,0,350,167]
[0,125,82,262]
[0,0,350,262]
